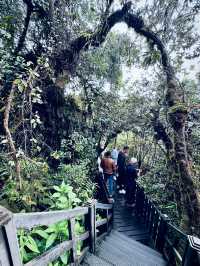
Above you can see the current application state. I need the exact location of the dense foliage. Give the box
[1,0,200,264]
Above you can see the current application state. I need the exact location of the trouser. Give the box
[126,180,136,204]
[104,173,114,196]
[117,171,125,189]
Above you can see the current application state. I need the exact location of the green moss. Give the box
[168,103,188,114]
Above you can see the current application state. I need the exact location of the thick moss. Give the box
[168,103,188,114]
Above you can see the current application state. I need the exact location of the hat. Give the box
[130,157,137,164]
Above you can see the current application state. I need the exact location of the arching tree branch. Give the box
[14,0,48,56]
[13,0,33,56]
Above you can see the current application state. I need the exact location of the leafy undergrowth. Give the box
[0,158,95,213]
[17,182,86,265]
[0,135,97,265]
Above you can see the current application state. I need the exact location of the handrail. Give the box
[2,180,200,266]
[135,184,200,266]
[13,207,89,229]
[0,200,114,266]
[96,202,113,209]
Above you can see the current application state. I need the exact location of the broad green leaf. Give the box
[45,224,56,233]
[52,192,61,198]
[26,236,40,253]
[53,185,61,191]
[59,196,68,203]
[60,251,68,264]
[45,233,57,249]
[34,229,49,239]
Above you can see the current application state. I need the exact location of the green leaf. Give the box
[76,240,82,255]
[53,185,61,191]
[26,236,40,253]
[52,192,61,198]
[34,229,49,239]
[74,198,81,204]
[45,233,57,249]
[45,224,56,233]
[60,251,68,264]
[13,79,21,85]
[59,196,68,203]
[20,246,30,263]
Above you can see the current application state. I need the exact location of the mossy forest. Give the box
[0,0,200,265]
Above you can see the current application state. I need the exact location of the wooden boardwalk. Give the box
[1,188,200,265]
[113,193,150,245]
[83,193,167,266]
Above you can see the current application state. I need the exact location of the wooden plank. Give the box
[68,218,77,264]
[4,218,23,266]
[97,232,107,243]
[118,227,148,234]
[25,240,72,266]
[14,207,88,229]
[77,246,89,264]
[76,231,89,242]
[96,203,113,210]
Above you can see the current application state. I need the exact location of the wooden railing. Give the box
[1,183,200,266]
[0,201,113,266]
[135,184,200,266]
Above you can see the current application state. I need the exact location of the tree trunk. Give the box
[3,84,22,190]
[167,79,200,234]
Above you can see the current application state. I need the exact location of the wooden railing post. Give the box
[86,200,96,254]
[4,218,23,266]
[68,218,78,265]
[0,206,13,266]
[154,216,169,252]
[106,209,109,233]
[183,236,200,266]
[2,208,23,266]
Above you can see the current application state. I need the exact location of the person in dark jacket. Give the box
[117,145,129,193]
[125,157,138,207]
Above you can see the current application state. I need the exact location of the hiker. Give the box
[117,145,129,194]
[100,151,116,198]
[111,146,118,166]
[125,157,138,207]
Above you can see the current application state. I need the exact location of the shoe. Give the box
[121,189,126,194]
